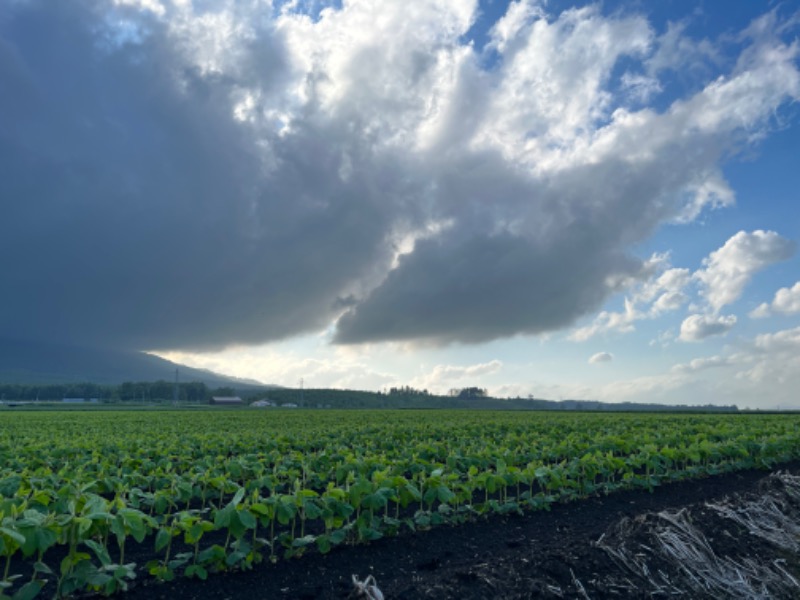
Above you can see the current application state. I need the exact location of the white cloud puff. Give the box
[671,355,730,373]
[694,230,795,313]
[750,281,800,318]
[679,314,737,342]
[588,351,613,364]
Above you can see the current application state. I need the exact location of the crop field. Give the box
[1,409,799,599]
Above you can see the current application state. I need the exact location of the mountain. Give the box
[0,339,265,387]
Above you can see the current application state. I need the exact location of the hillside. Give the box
[0,339,263,388]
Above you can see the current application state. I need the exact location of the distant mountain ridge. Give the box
[0,339,265,387]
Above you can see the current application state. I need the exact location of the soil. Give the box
[112,462,800,600]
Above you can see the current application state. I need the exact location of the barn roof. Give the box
[211,396,243,404]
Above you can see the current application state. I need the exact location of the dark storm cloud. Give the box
[333,153,680,345]
[0,1,401,350]
[334,231,636,345]
[0,1,798,351]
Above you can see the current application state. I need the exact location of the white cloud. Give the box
[488,0,544,54]
[749,303,771,319]
[409,360,503,392]
[673,173,735,224]
[646,20,720,77]
[731,326,800,401]
[570,300,638,341]
[156,344,398,391]
[569,255,691,341]
[753,326,800,352]
[649,329,676,347]
[479,4,654,166]
[694,230,795,312]
[507,324,800,409]
[749,281,800,318]
[671,355,730,373]
[620,72,662,104]
[679,313,737,341]
[588,351,613,364]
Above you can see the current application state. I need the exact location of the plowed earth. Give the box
[111,461,800,600]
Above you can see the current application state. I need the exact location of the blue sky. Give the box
[2,0,799,408]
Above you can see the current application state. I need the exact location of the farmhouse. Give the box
[209,396,244,406]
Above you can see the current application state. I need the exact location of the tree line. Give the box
[0,381,236,403]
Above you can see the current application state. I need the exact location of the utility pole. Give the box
[173,368,179,406]
[299,377,304,408]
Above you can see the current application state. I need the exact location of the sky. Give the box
[1,0,799,409]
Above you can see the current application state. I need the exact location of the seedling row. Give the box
[1,410,799,598]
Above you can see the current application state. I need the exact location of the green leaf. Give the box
[185,565,208,580]
[291,534,316,548]
[74,516,92,537]
[185,523,205,545]
[0,476,21,498]
[19,527,57,559]
[32,562,53,576]
[154,528,171,553]
[119,510,148,543]
[316,534,331,554]
[436,485,455,504]
[275,501,295,526]
[0,527,26,546]
[238,509,257,530]
[248,503,270,517]
[329,528,347,546]
[226,512,247,539]
[230,487,245,508]
[357,525,382,542]
[197,544,225,565]
[17,511,45,528]
[361,492,388,511]
[214,505,233,528]
[225,550,247,567]
[11,580,44,600]
[84,539,111,567]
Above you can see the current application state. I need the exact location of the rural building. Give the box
[251,399,274,408]
[210,396,244,406]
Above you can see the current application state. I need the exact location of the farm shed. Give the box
[210,396,244,406]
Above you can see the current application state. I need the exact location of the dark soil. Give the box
[113,462,800,599]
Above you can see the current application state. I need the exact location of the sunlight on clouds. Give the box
[694,230,795,312]
[479,5,653,168]
[409,360,503,394]
[569,254,690,341]
[155,343,397,390]
[113,0,165,17]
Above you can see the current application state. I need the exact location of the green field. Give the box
[1,410,799,598]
